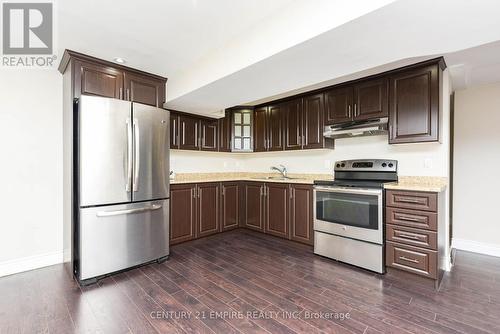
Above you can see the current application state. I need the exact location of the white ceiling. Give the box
[58,0,500,117]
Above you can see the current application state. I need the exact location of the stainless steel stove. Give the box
[313,159,398,273]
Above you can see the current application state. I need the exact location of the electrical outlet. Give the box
[424,158,433,169]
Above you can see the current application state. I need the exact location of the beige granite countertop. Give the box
[171,172,332,185]
[383,176,448,192]
[171,173,447,192]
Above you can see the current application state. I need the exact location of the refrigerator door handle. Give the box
[126,118,133,192]
[133,118,140,192]
[96,204,162,217]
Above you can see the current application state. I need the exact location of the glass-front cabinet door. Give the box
[231,108,253,152]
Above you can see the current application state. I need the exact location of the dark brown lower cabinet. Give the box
[220,182,239,231]
[171,181,313,246]
[289,184,314,245]
[197,183,220,237]
[170,184,197,245]
[264,183,289,238]
[243,182,265,232]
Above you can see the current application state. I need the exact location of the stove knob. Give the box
[388,163,394,168]
[341,163,346,168]
[382,163,387,167]
[336,163,341,168]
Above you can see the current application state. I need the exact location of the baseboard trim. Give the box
[0,250,63,278]
[452,238,500,258]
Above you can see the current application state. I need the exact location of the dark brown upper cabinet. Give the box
[170,112,180,149]
[124,72,165,107]
[59,50,167,108]
[284,99,303,150]
[178,115,200,150]
[220,182,239,231]
[325,78,387,125]
[264,183,289,239]
[389,64,440,144]
[218,110,232,152]
[324,86,353,125]
[200,119,218,151]
[303,93,330,149]
[73,59,124,99]
[353,78,388,121]
[267,104,285,151]
[253,107,268,152]
[284,95,332,151]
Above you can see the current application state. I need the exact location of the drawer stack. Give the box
[385,190,438,279]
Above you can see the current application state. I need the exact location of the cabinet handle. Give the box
[398,233,421,240]
[222,186,225,196]
[399,256,419,264]
[119,87,123,100]
[289,188,293,199]
[398,197,422,204]
[354,103,358,117]
[191,188,195,199]
[197,187,200,198]
[126,88,130,101]
[260,186,263,197]
[348,105,352,118]
[397,214,422,222]
[195,123,198,147]
[172,119,176,146]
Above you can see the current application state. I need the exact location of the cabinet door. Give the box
[197,183,220,238]
[179,115,199,150]
[244,182,264,231]
[170,112,180,149]
[289,184,314,245]
[200,118,218,151]
[389,65,439,144]
[284,99,303,150]
[353,77,388,121]
[124,72,165,107]
[253,107,268,152]
[324,86,353,125]
[218,111,232,152]
[170,184,196,245]
[74,60,124,99]
[265,183,289,239]
[221,182,239,231]
[268,104,284,151]
[303,93,325,149]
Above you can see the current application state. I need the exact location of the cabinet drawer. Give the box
[386,242,437,279]
[386,224,437,250]
[386,190,437,212]
[386,207,437,231]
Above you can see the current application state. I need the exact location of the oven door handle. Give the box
[314,186,382,196]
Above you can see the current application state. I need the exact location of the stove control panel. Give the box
[334,159,398,172]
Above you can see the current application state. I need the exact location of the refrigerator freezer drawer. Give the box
[78,199,169,281]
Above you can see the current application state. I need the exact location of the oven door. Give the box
[314,186,383,244]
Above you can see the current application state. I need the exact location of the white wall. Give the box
[0,69,63,276]
[171,150,244,173]
[453,82,500,256]
[238,137,448,176]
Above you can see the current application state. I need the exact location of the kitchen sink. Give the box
[250,176,297,181]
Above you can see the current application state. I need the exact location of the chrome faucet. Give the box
[270,165,288,178]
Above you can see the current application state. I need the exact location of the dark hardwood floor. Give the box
[2,229,500,334]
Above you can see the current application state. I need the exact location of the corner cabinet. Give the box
[60,50,167,107]
[388,63,441,144]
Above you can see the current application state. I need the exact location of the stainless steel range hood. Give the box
[323,117,388,139]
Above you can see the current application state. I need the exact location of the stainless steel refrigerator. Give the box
[75,95,169,284]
